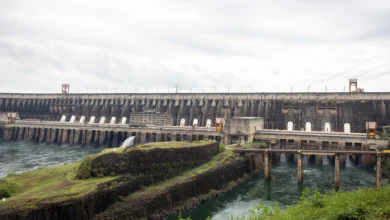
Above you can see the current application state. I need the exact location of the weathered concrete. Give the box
[335,154,340,191]
[297,154,303,184]
[255,130,388,150]
[2,92,390,132]
[377,155,382,188]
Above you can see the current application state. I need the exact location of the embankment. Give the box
[0,141,220,220]
[94,152,262,220]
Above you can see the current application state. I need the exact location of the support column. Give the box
[62,129,69,145]
[297,153,303,184]
[264,153,271,180]
[335,154,340,191]
[140,132,146,144]
[376,154,382,188]
[156,133,162,142]
[171,133,177,141]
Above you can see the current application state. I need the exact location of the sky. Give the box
[1,0,390,93]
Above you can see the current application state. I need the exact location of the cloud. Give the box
[0,0,390,93]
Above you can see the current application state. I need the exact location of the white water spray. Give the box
[303,155,308,164]
[121,136,135,147]
[280,153,286,162]
[121,117,127,124]
[345,156,354,168]
[99,117,106,124]
[322,156,329,165]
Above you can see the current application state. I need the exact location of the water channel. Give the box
[169,154,376,220]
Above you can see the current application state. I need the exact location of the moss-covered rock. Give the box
[76,141,219,179]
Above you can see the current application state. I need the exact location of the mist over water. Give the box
[169,159,376,220]
[0,140,104,178]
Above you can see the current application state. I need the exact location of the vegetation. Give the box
[0,162,117,212]
[179,185,390,220]
[240,141,268,149]
[125,149,234,201]
[0,140,219,214]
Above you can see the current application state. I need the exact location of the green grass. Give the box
[125,149,235,200]
[97,140,215,156]
[0,162,117,211]
[268,186,390,220]
[218,185,390,220]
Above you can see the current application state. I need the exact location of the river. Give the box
[0,141,377,219]
[0,140,103,178]
[169,154,376,220]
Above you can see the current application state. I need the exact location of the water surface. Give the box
[0,140,103,178]
[169,155,376,220]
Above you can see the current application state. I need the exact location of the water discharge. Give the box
[0,140,103,178]
[169,159,376,220]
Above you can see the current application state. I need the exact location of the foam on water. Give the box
[345,156,354,168]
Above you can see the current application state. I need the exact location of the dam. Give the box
[1,92,390,132]
[1,92,390,147]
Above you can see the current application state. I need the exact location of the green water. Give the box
[0,140,104,178]
[169,156,376,220]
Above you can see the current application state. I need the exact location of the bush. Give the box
[218,144,226,153]
[76,156,93,179]
[0,188,11,198]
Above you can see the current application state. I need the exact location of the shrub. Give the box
[218,144,226,153]
[76,156,93,179]
[0,188,11,198]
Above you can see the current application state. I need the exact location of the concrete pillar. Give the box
[94,131,99,147]
[39,128,46,143]
[113,131,119,147]
[56,129,62,145]
[50,129,57,144]
[155,133,161,142]
[335,154,340,191]
[28,128,36,140]
[264,153,271,180]
[98,131,106,146]
[74,130,81,145]
[69,130,74,146]
[171,133,177,141]
[44,128,51,144]
[140,132,146,144]
[18,127,25,140]
[376,155,382,188]
[297,154,303,184]
[62,129,69,145]
[315,155,322,165]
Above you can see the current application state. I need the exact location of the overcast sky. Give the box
[1,0,390,93]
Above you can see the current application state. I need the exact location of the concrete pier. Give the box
[264,153,271,180]
[377,155,382,188]
[297,153,303,184]
[335,154,340,191]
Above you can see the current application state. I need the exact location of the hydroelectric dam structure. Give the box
[1,92,390,132]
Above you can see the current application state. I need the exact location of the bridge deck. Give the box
[233,148,389,155]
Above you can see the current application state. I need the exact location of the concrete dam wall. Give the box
[1,92,390,132]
